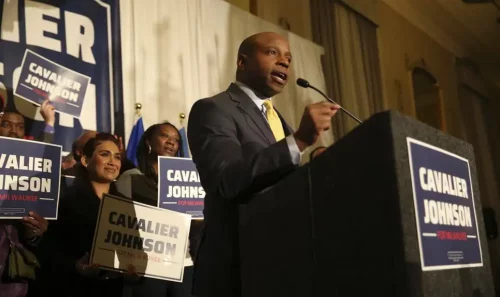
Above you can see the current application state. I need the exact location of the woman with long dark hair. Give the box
[38,133,133,297]
[116,122,200,297]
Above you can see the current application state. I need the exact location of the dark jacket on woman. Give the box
[36,178,124,297]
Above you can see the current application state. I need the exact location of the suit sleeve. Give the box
[188,99,296,202]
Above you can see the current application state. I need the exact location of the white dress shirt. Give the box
[234,81,301,165]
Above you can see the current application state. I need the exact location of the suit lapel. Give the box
[227,84,276,145]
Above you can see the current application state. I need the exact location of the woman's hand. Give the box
[123,264,140,283]
[21,211,48,239]
[75,253,100,278]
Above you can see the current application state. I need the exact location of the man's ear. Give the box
[237,54,247,70]
[81,155,89,168]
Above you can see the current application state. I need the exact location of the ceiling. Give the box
[434,0,500,63]
[382,0,500,86]
[436,0,500,87]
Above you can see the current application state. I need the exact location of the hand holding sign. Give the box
[123,264,140,283]
[91,194,191,282]
[40,99,56,127]
[14,50,91,118]
[76,253,100,278]
[21,211,48,239]
[0,137,62,219]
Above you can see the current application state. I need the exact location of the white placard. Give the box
[90,194,191,282]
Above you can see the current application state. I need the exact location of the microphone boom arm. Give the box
[308,84,363,124]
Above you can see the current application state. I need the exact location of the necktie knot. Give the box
[263,100,273,111]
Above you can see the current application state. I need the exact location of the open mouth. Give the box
[270,71,288,85]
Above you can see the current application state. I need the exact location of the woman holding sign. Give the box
[116,123,200,297]
[37,134,137,297]
[0,102,51,297]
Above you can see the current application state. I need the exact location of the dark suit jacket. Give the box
[36,179,124,297]
[187,83,297,297]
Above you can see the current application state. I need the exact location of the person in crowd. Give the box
[0,213,48,297]
[309,146,327,160]
[187,32,339,297]
[0,99,56,143]
[115,122,201,297]
[61,130,98,176]
[37,133,136,297]
[0,99,55,297]
[61,154,76,171]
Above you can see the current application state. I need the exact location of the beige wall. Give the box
[376,2,464,138]
[254,0,312,40]
[224,0,250,12]
[224,0,312,40]
[341,0,379,24]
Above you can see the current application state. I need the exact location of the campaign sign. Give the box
[0,0,122,154]
[0,137,62,219]
[157,157,205,219]
[90,194,191,282]
[407,137,482,271]
[14,49,91,118]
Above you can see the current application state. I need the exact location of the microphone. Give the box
[296,78,363,124]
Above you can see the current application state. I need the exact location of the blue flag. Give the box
[126,117,144,166]
[179,127,190,158]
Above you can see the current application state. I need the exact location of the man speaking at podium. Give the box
[188,32,339,297]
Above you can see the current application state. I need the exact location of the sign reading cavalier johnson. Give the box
[0,137,61,219]
[14,49,90,118]
[91,194,191,282]
[158,157,205,219]
[407,137,482,271]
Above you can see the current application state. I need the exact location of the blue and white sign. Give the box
[407,137,482,271]
[14,49,91,118]
[0,0,123,154]
[0,137,62,219]
[157,157,204,219]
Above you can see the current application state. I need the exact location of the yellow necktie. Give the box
[263,100,285,141]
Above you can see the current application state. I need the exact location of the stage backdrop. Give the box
[120,0,333,160]
[0,0,123,154]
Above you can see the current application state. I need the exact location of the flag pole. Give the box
[126,103,145,166]
[179,112,189,158]
[135,103,142,117]
[179,112,185,126]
